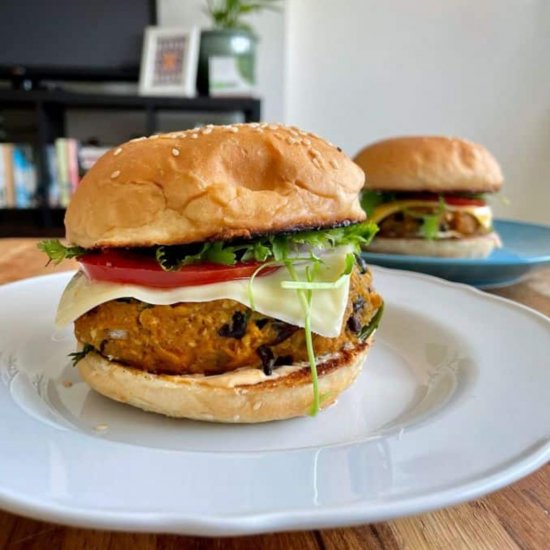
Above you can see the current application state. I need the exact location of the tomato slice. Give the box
[442,195,486,207]
[404,192,486,207]
[79,249,279,288]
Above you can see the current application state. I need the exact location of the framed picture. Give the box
[139,27,200,97]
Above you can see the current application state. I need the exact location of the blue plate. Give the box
[361,219,550,288]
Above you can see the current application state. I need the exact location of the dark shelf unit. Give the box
[0,89,261,237]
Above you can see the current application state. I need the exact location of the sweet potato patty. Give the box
[75,266,382,375]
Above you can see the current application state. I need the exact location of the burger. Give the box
[353,136,503,258]
[39,123,384,423]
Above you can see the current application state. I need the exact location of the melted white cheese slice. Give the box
[371,200,493,230]
[55,247,352,338]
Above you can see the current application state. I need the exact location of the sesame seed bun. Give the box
[76,340,373,423]
[65,124,366,249]
[354,136,503,194]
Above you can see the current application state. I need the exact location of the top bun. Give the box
[354,136,503,194]
[65,124,366,248]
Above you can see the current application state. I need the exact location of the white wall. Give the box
[286,0,550,223]
[159,0,285,122]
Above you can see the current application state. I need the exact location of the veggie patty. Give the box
[74,266,382,375]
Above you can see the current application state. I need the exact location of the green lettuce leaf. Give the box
[360,190,397,217]
[418,197,446,239]
[37,240,86,265]
[39,223,379,273]
[155,222,378,271]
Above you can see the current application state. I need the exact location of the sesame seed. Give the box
[273,133,284,140]
[206,124,215,128]
[299,130,308,136]
[260,123,269,128]
[227,126,239,133]
[233,414,240,421]
[111,170,120,179]
[310,148,322,158]
[249,123,260,128]
[312,158,322,168]
[302,138,312,146]
[178,133,187,138]
[94,424,109,431]
[253,128,264,133]
[130,136,146,142]
[149,134,159,139]
[287,137,299,145]
[253,402,262,410]
[190,134,199,139]
[268,124,279,130]
[172,148,180,157]
[62,380,73,388]
[330,159,339,169]
[202,127,213,134]
[113,147,123,156]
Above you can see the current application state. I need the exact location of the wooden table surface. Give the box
[0,238,548,549]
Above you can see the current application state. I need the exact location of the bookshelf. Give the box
[0,89,261,237]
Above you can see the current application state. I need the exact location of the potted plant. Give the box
[198,0,280,96]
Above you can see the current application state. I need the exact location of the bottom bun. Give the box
[367,232,501,258]
[77,340,373,423]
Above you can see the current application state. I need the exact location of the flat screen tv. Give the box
[0,0,156,83]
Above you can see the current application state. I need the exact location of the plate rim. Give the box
[0,438,548,536]
[0,267,549,535]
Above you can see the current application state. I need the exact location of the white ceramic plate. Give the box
[0,267,548,536]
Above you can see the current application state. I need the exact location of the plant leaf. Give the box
[419,196,446,239]
[154,222,378,270]
[68,343,94,366]
[37,239,86,265]
[358,302,385,342]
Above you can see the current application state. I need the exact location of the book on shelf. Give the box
[46,145,59,208]
[79,145,110,172]
[47,139,110,208]
[0,139,111,209]
[0,143,37,208]
[13,145,36,208]
[54,138,71,207]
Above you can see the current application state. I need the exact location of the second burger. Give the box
[354,136,503,258]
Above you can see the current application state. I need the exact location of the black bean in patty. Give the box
[218,311,249,339]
